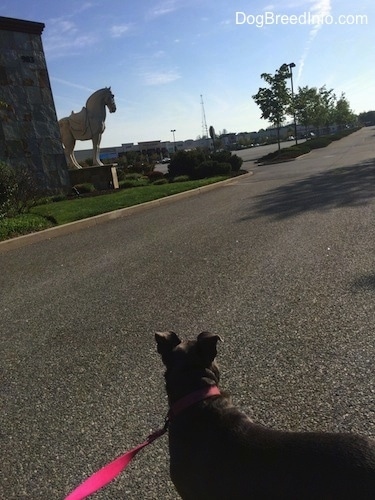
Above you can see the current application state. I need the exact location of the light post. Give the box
[286,62,298,145]
[170,129,176,152]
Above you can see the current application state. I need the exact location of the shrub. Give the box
[0,161,42,217]
[0,161,16,217]
[168,150,207,178]
[195,160,231,178]
[116,166,126,181]
[216,162,232,175]
[172,175,191,182]
[147,170,165,182]
[119,176,149,189]
[152,178,169,185]
[308,137,332,149]
[127,163,154,175]
[73,183,95,194]
[0,213,53,240]
[124,173,143,180]
[210,151,243,172]
[228,154,243,172]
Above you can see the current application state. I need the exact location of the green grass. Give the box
[258,128,360,164]
[0,213,53,240]
[31,176,229,226]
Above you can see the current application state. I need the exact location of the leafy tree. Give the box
[334,93,356,129]
[318,85,336,133]
[358,110,375,126]
[252,65,291,150]
[294,86,318,136]
[294,85,336,136]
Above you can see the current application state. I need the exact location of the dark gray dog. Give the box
[155,331,375,499]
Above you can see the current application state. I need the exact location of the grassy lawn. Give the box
[30,176,229,226]
[258,128,359,164]
[0,214,53,241]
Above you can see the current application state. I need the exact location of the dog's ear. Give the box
[155,331,181,364]
[196,331,223,365]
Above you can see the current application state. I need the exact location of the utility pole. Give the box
[200,94,209,139]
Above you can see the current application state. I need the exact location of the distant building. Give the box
[219,133,237,147]
[74,137,213,162]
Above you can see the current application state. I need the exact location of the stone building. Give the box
[0,16,69,191]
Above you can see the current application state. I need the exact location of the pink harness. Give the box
[65,385,221,499]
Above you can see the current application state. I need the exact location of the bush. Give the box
[195,160,231,178]
[0,213,53,240]
[124,173,143,180]
[0,161,42,217]
[0,161,15,217]
[228,154,243,172]
[147,170,165,182]
[73,183,96,194]
[308,137,332,149]
[210,151,243,172]
[119,176,149,189]
[172,175,191,182]
[116,166,126,181]
[168,150,207,178]
[152,178,169,185]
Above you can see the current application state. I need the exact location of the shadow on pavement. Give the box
[241,158,375,221]
[351,273,375,293]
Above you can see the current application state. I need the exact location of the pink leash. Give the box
[64,386,220,499]
[65,426,168,500]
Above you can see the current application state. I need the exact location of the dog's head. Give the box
[155,331,223,400]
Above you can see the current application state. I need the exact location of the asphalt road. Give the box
[2,127,375,499]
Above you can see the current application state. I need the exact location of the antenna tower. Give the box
[200,94,208,138]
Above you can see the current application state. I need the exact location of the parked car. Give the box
[304,132,316,139]
[161,157,171,164]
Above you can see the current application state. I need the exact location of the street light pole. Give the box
[170,129,176,152]
[287,62,298,145]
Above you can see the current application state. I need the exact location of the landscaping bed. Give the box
[258,128,359,164]
[0,176,230,241]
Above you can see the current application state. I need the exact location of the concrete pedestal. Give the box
[68,165,119,191]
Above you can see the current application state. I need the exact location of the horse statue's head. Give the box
[104,87,116,113]
[86,87,116,114]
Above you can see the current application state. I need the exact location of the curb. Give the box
[0,172,253,253]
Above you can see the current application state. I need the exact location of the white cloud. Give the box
[50,77,95,93]
[110,24,132,38]
[297,0,332,83]
[141,69,181,86]
[147,0,178,18]
[44,15,98,59]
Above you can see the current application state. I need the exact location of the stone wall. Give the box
[0,16,70,192]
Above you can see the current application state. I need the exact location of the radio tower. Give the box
[200,94,208,138]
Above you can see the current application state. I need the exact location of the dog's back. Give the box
[169,398,375,499]
[156,331,375,499]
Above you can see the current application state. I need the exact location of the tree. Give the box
[252,65,291,150]
[358,110,375,126]
[334,93,355,129]
[318,85,336,133]
[294,86,318,136]
[294,85,336,136]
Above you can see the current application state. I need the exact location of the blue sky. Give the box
[2,0,375,147]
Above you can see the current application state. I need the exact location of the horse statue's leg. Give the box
[92,132,104,166]
[59,118,82,169]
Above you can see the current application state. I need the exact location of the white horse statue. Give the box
[59,87,116,169]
